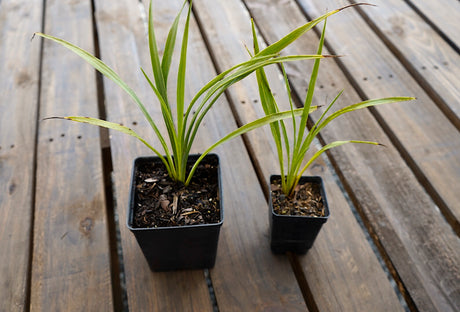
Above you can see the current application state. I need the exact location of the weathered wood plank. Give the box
[0,0,42,310]
[93,0,214,310]
[193,0,406,311]
[349,0,460,129]
[159,1,307,309]
[295,1,460,233]
[405,0,460,49]
[249,0,460,311]
[94,0,307,309]
[30,0,113,311]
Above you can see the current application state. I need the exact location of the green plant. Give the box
[252,18,415,197]
[35,1,356,186]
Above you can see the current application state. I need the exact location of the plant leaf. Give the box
[255,8,337,58]
[161,0,187,83]
[293,18,327,160]
[290,140,381,195]
[184,107,319,186]
[148,0,167,102]
[44,116,173,174]
[176,2,192,163]
[311,97,416,140]
[33,32,173,163]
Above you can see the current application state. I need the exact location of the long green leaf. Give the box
[176,2,192,172]
[311,97,415,140]
[289,140,381,195]
[148,0,167,102]
[293,90,343,173]
[256,9,337,58]
[34,32,173,162]
[294,18,327,159]
[255,64,286,180]
[255,3,373,59]
[184,107,319,186]
[185,54,329,149]
[45,116,173,176]
[161,0,187,83]
[141,68,178,158]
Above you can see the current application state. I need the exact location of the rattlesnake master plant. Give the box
[35,1,357,186]
[252,19,415,197]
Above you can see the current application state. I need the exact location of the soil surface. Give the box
[132,157,221,228]
[271,178,326,217]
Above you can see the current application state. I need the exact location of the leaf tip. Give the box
[338,3,377,13]
[42,116,65,121]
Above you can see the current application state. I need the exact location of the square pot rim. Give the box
[127,153,224,231]
[269,174,330,220]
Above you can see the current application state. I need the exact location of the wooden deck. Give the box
[1,0,459,311]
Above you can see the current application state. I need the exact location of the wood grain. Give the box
[405,0,460,49]
[30,0,113,310]
[249,0,460,311]
[349,0,460,129]
[0,1,42,311]
[193,0,406,310]
[295,0,460,234]
[94,0,307,309]
[93,0,214,310]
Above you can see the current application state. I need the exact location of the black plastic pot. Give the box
[127,154,223,271]
[269,175,329,254]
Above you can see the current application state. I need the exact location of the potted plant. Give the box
[251,18,414,254]
[34,1,347,270]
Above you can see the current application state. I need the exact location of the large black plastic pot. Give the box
[269,175,329,254]
[127,154,223,271]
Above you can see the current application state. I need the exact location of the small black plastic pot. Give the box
[269,175,329,254]
[127,154,223,271]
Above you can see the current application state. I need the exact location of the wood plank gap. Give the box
[296,1,460,237]
[94,0,216,309]
[237,9,410,308]
[90,0,125,310]
[194,1,391,310]
[313,137,415,311]
[31,0,114,309]
[26,1,47,311]
[204,269,219,312]
[323,145,419,312]
[193,5,313,309]
[195,0,406,309]
[402,0,459,54]
[191,0,300,308]
[287,253,320,312]
[347,0,460,131]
